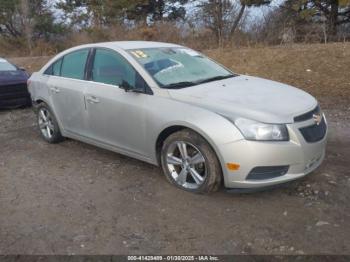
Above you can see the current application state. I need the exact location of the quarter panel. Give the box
[28,73,67,133]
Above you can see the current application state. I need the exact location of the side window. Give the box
[44,65,53,75]
[52,59,62,76]
[61,49,89,80]
[44,59,62,76]
[92,49,137,87]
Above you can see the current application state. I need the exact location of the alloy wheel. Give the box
[38,108,55,140]
[165,141,207,189]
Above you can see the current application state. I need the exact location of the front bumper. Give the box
[0,96,31,108]
[0,82,31,108]
[219,116,328,189]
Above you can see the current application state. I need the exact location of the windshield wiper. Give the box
[161,81,197,89]
[161,74,236,89]
[196,74,236,85]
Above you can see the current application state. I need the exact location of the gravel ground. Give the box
[0,106,349,255]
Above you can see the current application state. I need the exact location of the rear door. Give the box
[47,48,91,136]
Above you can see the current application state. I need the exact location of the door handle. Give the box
[50,87,60,93]
[86,96,100,104]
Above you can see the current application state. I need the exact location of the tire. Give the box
[161,129,222,194]
[36,102,64,144]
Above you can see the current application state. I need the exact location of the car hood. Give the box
[0,70,28,86]
[168,75,317,124]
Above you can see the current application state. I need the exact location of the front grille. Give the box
[294,105,320,122]
[299,117,327,143]
[246,166,289,180]
[0,83,29,100]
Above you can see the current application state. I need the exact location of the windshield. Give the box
[128,48,235,89]
[0,59,17,71]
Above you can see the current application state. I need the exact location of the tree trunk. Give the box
[327,0,339,39]
[230,4,246,40]
[217,0,224,48]
[20,0,33,55]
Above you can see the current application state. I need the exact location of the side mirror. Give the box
[19,67,26,71]
[119,80,144,93]
[119,80,133,92]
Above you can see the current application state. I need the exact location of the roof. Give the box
[40,41,185,73]
[74,41,183,51]
[111,41,182,50]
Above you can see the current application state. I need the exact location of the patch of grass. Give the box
[206,43,350,109]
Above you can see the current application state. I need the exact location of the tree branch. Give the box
[230,4,246,38]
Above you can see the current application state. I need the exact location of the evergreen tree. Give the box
[282,0,350,37]
[56,0,189,28]
[0,0,62,48]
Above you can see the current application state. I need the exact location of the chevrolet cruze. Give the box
[28,41,327,193]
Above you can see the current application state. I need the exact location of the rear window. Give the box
[0,60,17,71]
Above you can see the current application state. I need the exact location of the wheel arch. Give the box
[155,124,225,182]
[33,97,65,134]
[155,125,186,165]
[33,96,50,108]
[34,98,46,106]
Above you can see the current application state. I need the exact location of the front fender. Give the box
[146,96,244,168]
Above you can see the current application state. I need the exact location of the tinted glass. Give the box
[44,65,53,75]
[45,58,63,76]
[92,49,136,87]
[0,59,17,71]
[52,59,62,76]
[61,49,89,80]
[129,48,234,88]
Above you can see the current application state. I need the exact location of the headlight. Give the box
[234,118,289,141]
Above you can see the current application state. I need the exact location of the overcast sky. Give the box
[249,0,284,15]
[246,0,284,25]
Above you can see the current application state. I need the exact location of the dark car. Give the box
[0,58,31,108]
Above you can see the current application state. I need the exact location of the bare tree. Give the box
[20,0,33,54]
[229,0,271,40]
[197,0,241,47]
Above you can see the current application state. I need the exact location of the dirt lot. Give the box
[1,43,350,255]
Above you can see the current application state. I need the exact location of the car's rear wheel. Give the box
[37,103,63,143]
[161,129,222,194]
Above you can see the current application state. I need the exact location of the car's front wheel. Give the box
[161,129,222,194]
[36,103,63,144]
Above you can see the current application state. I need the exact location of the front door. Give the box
[84,48,151,157]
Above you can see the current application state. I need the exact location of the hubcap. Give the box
[38,108,54,140]
[166,141,207,189]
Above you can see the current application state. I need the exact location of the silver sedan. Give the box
[28,41,327,193]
